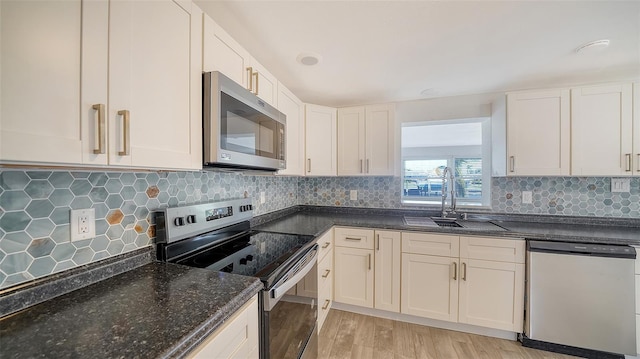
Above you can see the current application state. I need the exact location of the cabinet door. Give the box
[401,253,458,322]
[0,0,108,165]
[337,107,366,175]
[571,83,633,175]
[365,104,395,175]
[305,104,337,176]
[203,14,249,88]
[248,60,278,108]
[374,230,400,312]
[277,84,305,176]
[506,89,570,176]
[318,250,333,331]
[334,247,374,308]
[634,83,640,175]
[458,259,524,332]
[109,0,201,170]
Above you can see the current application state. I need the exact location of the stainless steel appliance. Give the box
[203,71,286,171]
[156,198,317,359]
[523,240,636,358]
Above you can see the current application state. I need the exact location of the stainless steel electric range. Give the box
[155,198,318,359]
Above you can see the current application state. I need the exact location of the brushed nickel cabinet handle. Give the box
[453,262,457,280]
[322,299,330,310]
[307,158,311,173]
[366,159,370,173]
[625,153,632,172]
[345,237,362,241]
[360,159,363,173]
[322,269,331,278]
[509,156,515,172]
[246,67,253,91]
[462,262,467,281]
[253,71,259,95]
[637,154,640,172]
[322,242,330,249]
[376,234,380,251]
[117,110,130,156]
[368,253,371,270]
[92,104,105,154]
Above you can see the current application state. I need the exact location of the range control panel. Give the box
[156,198,253,243]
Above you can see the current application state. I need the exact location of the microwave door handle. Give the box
[271,245,318,300]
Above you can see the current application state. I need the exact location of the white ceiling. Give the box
[195,0,640,107]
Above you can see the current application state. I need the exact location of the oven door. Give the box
[261,244,318,359]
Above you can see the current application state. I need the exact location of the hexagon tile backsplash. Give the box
[1,170,638,289]
[0,170,298,289]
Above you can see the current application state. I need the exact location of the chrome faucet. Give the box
[440,166,456,218]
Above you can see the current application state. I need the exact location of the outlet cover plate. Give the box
[350,190,357,201]
[522,191,533,204]
[611,178,630,193]
[70,208,95,241]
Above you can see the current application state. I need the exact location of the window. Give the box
[401,118,491,207]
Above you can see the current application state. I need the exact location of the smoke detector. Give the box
[297,53,321,66]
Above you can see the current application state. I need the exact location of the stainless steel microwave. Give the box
[203,71,286,171]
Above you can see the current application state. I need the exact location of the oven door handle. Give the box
[271,245,318,300]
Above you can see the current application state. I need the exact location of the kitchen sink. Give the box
[403,216,507,231]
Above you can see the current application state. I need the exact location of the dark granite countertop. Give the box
[0,262,263,359]
[253,207,640,246]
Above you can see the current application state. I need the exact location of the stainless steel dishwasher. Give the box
[524,240,636,357]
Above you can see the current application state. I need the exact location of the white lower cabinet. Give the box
[334,245,374,308]
[374,230,401,312]
[635,245,640,355]
[187,295,259,359]
[401,232,525,332]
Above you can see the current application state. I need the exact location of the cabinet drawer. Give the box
[318,251,333,290]
[188,295,258,359]
[335,227,374,249]
[636,274,640,315]
[318,283,333,331]
[459,236,524,263]
[317,229,334,262]
[401,232,459,257]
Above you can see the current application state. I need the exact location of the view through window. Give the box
[401,118,491,207]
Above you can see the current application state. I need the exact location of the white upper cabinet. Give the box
[506,89,570,176]
[635,83,640,175]
[305,104,337,176]
[0,0,106,165]
[571,83,633,176]
[337,104,395,176]
[1,0,202,170]
[108,0,202,169]
[203,14,249,88]
[277,83,305,176]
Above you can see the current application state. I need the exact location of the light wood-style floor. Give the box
[318,309,578,359]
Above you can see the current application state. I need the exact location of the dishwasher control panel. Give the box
[528,240,636,259]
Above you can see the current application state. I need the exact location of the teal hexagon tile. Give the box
[93,203,109,219]
[0,232,32,253]
[89,187,108,203]
[70,171,90,179]
[72,247,94,265]
[70,196,92,210]
[120,186,136,200]
[70,179,91,196]
[135,234,150,247]
[121,215,136,229]
[53,260,76,273]
[4,272,34,287]
[1,252,34,273]
[49,172,74,188]
[106,240,124,255]
[106,224,124,240]
[119,172,136,185]
[0,211,31,232]
[0,171,30,190]
[123,243,137,252]
[105,179,123,194]
[88,173,108,186]
[25,199,54,218]
[120,200,136,215]
[0,191,31,211]
[122,229,136,244]
[133,193,148,206]
[95,219,109,236]
[51,243,76,261]
[27,238,56,258]
[106,172,121,178]
[26,171,51,180]
[90,235,109,252]
[71,237,92,249]
[157,178,169,191]
[146,173,159,185]
[92,251,110,262]
[50,225,70,244]
[25,180,54,199]
[106,194,124,209]
[49,188,74,207]
[28,257,56,277]
[25,218,55,238]
[133,179,148,192]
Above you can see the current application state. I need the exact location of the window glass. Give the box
[401,119,490,207]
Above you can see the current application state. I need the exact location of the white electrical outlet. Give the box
[522,191,533,204]
[611,178,630,193]
[350,190,357,201]
[70,208,96,241]
[260,191,266,204]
